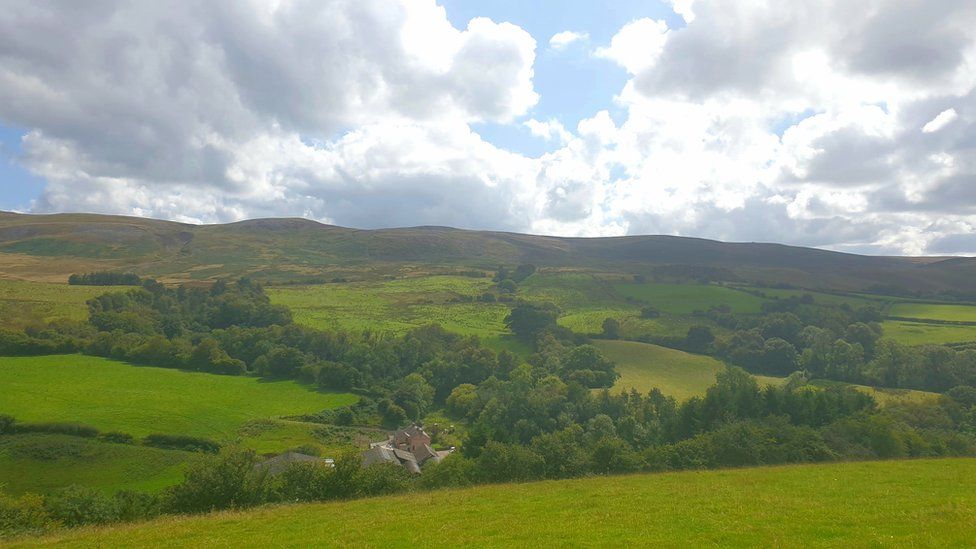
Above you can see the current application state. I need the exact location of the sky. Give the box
[0,1,975,255]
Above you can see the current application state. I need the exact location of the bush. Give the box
[275,462,335,502]
[419,454,477,489]
[165,449,271,513]
[113,491,162,523]
[0,415,14,435]
[0,491,54,539]
[14,422,99,438]
[143,434,220,454]
[358,462,414,497]
[99,432,134,444]
[44,485,118,527]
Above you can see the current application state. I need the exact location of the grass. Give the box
[0,279,104,329]
[236,420,383,457]
[882,321,976,345]
[614,282,765,314]
[267,276,523,349]
[19,458,976,547]
[0,434,201,495]
[594,340,725,400]
[809,380,940,406]
[0,355,357,440]
[889,302,976,323]
[741,286,881,308]
[270,274,745,354]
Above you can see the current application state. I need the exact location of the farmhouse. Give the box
[362,425,452,474]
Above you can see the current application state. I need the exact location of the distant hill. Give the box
[0,210,973,293]
[23,459,976,547]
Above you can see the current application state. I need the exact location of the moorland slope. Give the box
[1,211,973,292]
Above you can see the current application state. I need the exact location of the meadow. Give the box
[269,274,744,350]
[889,302,976,323]
[20,458,976,547]
[613,282,765,314]
[593,340,725,400]
[0,434,201,496]
[0,279,103,329]
[0,355,357,441]
[881,320,976,345]
[236,419,383,457]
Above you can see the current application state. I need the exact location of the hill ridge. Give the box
[0,210,973,292]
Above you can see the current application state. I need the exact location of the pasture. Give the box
[889,302,976,323]
[593,340,725,400]
[0,434,200,495]
[0,355,357,440]
[270,274,752,349]
[613,282,765,314]
[881,321,976,345]
[237,419,382,457]
[24,458,976,547]
[0,279,103,329]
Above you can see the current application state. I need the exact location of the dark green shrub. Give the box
[143,434,220,454]
[165,449,272,513]
[99,432,134,444]
[0,415,14,435]
[44,486,118,527]
[0,491,54,539]
[15,422,99,438]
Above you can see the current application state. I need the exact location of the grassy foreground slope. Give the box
[0,356,357,440]
[593,340,724,400]
[22,459,976,547]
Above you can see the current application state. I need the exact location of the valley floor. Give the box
[16,458,976,548]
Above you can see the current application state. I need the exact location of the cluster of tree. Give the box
[67,272,143,286]
[677,295,976,393]
[491,264,537,295]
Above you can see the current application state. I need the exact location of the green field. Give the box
[0,355,357,441]
[741,287,882,308]
[237,419,383,457]
[614,282,765,314]
[882,320,976,345]
[0,279,103,329]
[889,302,976,323]
[20,458,976,547]
[0,434,200,496]
[594,340,725,400]
[268,276,530,352]
[809,380,940,406]
[271,274,747,349]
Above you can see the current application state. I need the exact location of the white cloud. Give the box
[668,0,696,23]
[548,30,588,51]
[594,18,669,74]
[3,0,976,254]
[524,118,573,144]
[922,108,959,133]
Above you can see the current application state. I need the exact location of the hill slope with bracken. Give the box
[15,459,976,547]
[0,210,973,292]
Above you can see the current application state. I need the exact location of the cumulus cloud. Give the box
[2,0,976,255]
[548,30,588,51]
[524,118,572,144]
[594,18,669,74]
[922,108,959,133]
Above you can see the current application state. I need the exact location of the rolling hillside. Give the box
[1,211,974,292]
[17,459,976,547]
